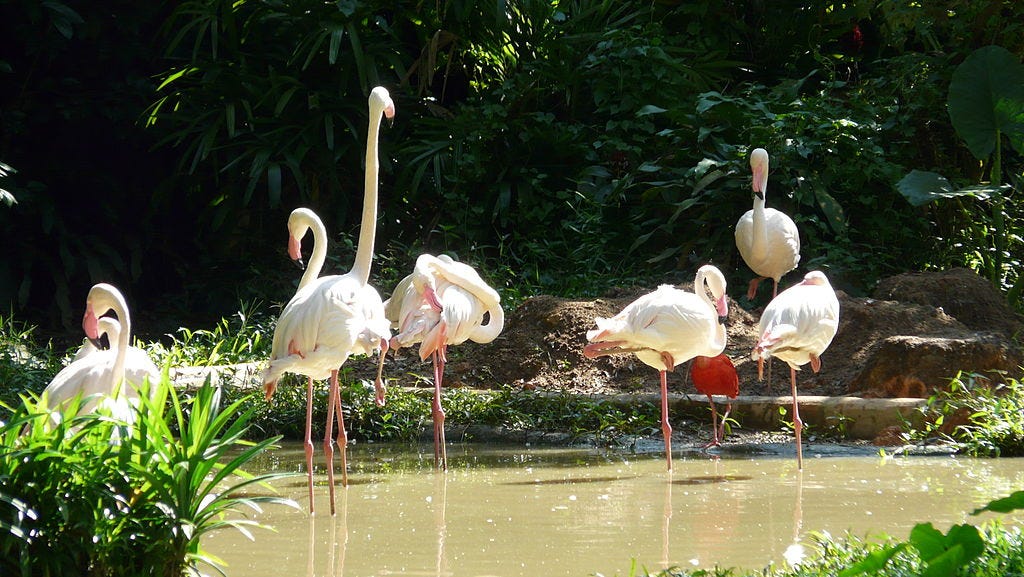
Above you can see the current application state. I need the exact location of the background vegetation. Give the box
[2,0,1023,343]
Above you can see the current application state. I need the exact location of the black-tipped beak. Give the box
[754,190,764,201]
[718,314,728,325]
[89,337,105,350]
[292,257,306,271]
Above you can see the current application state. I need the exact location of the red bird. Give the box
[689,354,739,448]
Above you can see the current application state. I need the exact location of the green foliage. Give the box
[895,45,1024,306]
[0,314,65,407]
[144,300,274,367]
[0,381,296,576]
[906,372,1024,457]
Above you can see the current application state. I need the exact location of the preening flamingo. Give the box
[262,86,394,515]
[689,353,739,448]
[751,271,839,469]
[735,148,800,301]
[43,283,160,419]
[583,265,729,471]
[71,315,120,362]
[382,254,504,470]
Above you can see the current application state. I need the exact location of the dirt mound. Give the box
[375,268,1022,399]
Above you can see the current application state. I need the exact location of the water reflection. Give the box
[208,444,1024,577]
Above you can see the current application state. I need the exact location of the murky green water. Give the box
[205,443,1023,577]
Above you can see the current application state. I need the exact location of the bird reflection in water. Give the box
[306,488,349,577]
[433,473,449,577]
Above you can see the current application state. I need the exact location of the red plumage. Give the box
[689,353,739,448]
[690,353,739,399]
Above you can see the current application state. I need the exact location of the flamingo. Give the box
[689,353,739,448]
[382,254,504,470]
[43,283,160,419]
[262,86,394,515]
[734,148,801,301]
[751,271,840,469]
[583,265,729,471]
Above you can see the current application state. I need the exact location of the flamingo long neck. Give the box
[695,269,727,355]
[298,213,328,290]
[750,193,768,261]
[352,103,385,285]
[433,259,504,344]
[107,295,131,399]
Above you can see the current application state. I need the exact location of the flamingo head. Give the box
[800,270,830,287]
[370,86,396,121]
[749,147,769,199]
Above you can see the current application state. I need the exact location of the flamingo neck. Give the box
[298,213,328,290]
[429,257,504,344]
[352,105,384,285]
[695,268,727,356]
[107,295,131,399]
[750,192,768,260]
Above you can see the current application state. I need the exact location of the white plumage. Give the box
[584,265,728,470]
[752,270,840,469]
[383,253,504,470]
[261,87,394,515]
[735,148,801,300]
[43,284,160,420]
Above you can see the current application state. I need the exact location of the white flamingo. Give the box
[735,148,801,301]
[43,283,160,420]
[382,254,504,470]
[752,271,840,469]
[583,265,729,471]
[262,87,394,515]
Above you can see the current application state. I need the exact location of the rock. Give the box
[848,334,1023,398]
[873,267,1024,338]
[872,425,905,446]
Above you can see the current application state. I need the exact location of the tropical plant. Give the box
[895,45,1024,309]
[0,382,296,576]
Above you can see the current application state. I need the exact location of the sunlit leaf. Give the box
[948,45,1024,160]
[972,490,1024,515]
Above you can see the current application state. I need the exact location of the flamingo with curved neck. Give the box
[583,265,729,471]
[383,253,504,470]
[262,87,394,515]
[44,283,159,417]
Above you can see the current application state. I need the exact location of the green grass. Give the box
[904,372,1024,457]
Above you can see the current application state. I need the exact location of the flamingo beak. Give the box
[82,304,99,340]
[288,235,305,270]
[716,295,729,324]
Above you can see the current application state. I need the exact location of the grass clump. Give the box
[905,372,1024,456]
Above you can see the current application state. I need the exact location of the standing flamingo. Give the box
[689,353,739,448]
[751,271,839,469]
[382,254,504,470]
[262,86,394,515]
[43,283,160,419]
[583,265,729,471]
[735,148,801,301]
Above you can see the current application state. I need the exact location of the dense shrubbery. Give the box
[1,1,1022,330]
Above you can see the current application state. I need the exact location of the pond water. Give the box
[206,443,1024,577]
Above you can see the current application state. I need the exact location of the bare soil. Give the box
[373,268,1023,400]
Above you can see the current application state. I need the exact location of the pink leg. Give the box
[747,277,764,301]
[809,353,821,373]
[719,403,733,442]
[373,338,389,407]
[432,349,448,471]
[659,369,673,471]
[702,395,720,449]
[304,377,316,514]
[323,369,342,516]
[790,367,803,470]
[334,379,349,489]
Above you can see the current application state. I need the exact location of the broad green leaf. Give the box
[972,490,1024,515]
[267,164,282,206]
[896,170,997,206]
[814,186,847,235]
[909,522,947,560]
[948,45,1024,160]
[636,104,667,116]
